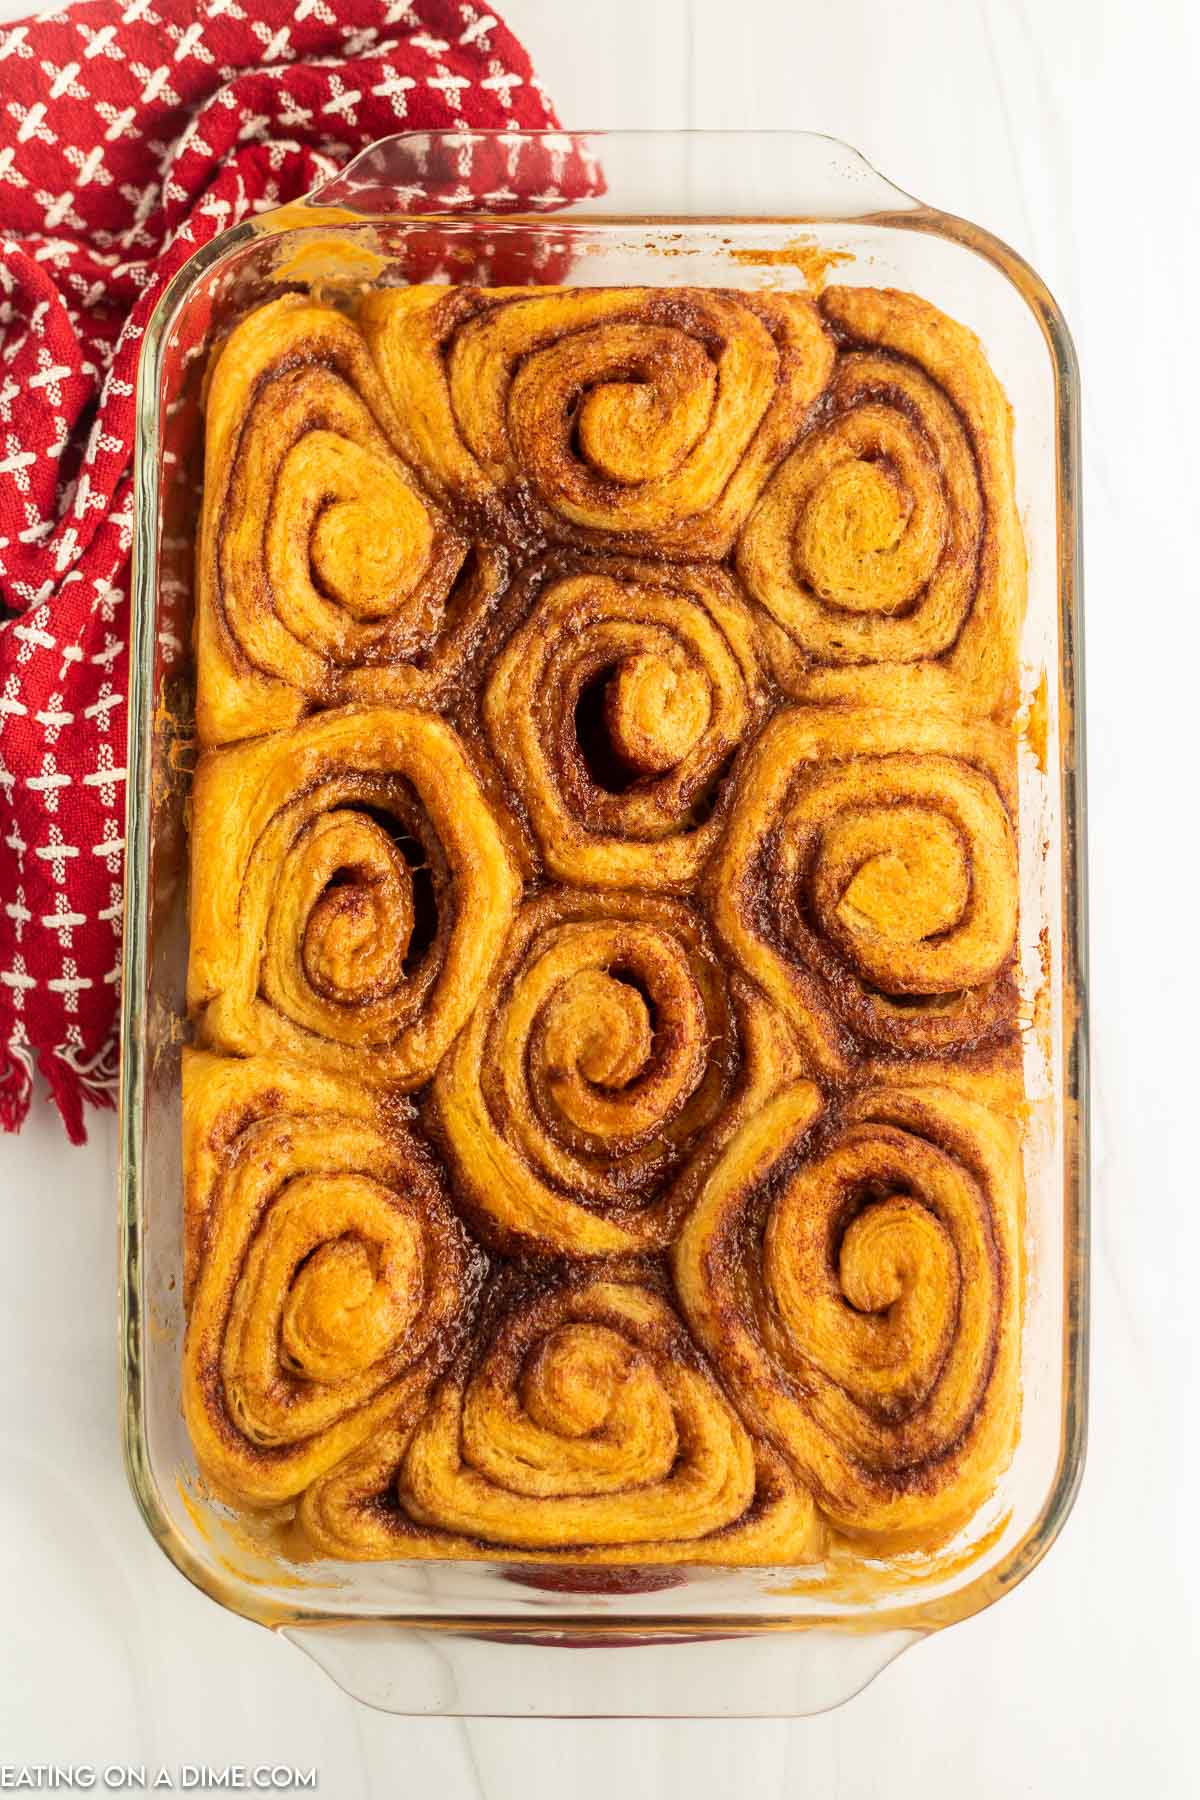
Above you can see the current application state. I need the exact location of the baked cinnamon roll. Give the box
[299,1270,821,1564]
[737,287,1025,719]
[429,888,803,1256]
[480,556,765,890]
[359,285,834,555]
[673,1079,1022,1547]
[196,295,508,746]
[181,1050,480,1507]
[187,705,521,1088]
[709,706,1020,1076]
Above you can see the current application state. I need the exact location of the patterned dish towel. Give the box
[0,0,571,1140]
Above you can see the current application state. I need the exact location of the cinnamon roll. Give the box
[709,706,1020,1076]
[196,295,508,747]
[429,889,803,1256]
[737,287,1025,719]
[181,1050,480,1507]
[673,1079,1022,1547]
[359,285,834,555]
[187,705,521,1088]
[480,557,765,890]
[299,1270,821,1564]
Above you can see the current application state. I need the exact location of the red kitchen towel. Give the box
[0,0,575,1142]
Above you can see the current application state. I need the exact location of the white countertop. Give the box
[1,0,1197,1792]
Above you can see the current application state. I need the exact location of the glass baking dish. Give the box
[120,130,1088,1718]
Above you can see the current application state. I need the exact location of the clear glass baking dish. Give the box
[120,130,1087,1718]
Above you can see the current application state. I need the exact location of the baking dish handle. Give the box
[281,1620,923,1718]
[303,128,925,222]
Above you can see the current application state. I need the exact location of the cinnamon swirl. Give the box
[187,705,521,1089]
[299,1269,821,1564]
[428,888,803,1256]
[709,706,1020,1076]
[479,556,766,890]
[673,1079,1022,1548]
[181,1049,480,1507]
[737,287,1024,719]
[358,285,834,555]
[196,295,508,747]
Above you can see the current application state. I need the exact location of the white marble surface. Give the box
[2,0,1198,1792]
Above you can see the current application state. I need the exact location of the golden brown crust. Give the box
[358,285,835,556]
[185,280,1029,1568]
[187,705,521,1089]
[182,1046,379,1305]
[180,1049,482,1508]
[299,1269,822,1564]
[672,1079,1022,1549]
[708,706,1021,1078]
[195,295,510,747]
[737,286,1025,720]
[427,889,805,1257]
[479,554,767,891]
